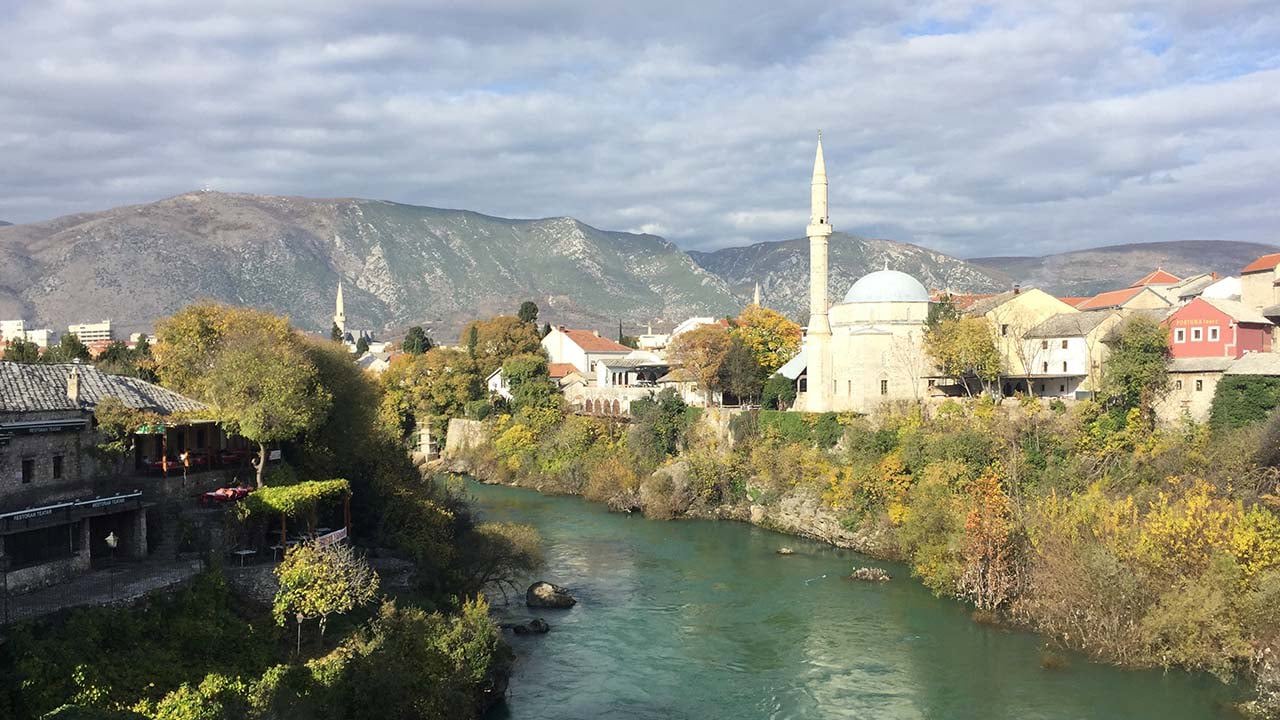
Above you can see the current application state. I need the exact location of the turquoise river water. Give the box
[470,481,1243,720]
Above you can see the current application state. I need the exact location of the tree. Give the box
[927,294,961,328]
[401,325,432,355]
[93,396,159,476]
[517,301,539,325]
[630,388,694,461]
[762,373,797,410]
[541,322,552,339]
[458,315,542,377]
[501,352,556,412]
[718,337,763,404]
[2,336,40,362]
[456,522,544,601]
[667,324,732,406]
[1100,315,1170,415]
[732,305,802,376]
[204,333,332,487]
[925,317,1002,396]
[153,303,293,397]
[43,333,91,364]
[331,323,343,342]
[274,540,380,647]
[958,468,1017,611]
[356,336,370,354]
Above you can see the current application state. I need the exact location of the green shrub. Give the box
[1210,376,1280,429]
[760,374,796,410]
[464,400,492,421]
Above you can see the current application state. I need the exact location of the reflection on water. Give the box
[471,481,1240,720]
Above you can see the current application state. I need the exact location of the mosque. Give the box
[779,134,935,413]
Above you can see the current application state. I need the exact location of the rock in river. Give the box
[512,618,551,635]
[527,581,577,609]
[851,567,891,582]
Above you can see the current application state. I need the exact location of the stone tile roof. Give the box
[0,362,206,414]
[1168,357,1234,373]
[1024,310,1117,339]
[1225,352,1280,376]
[1199,298,1273,326]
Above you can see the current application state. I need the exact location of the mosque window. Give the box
[1041,340,1048,349]
[1001,324,1009,336]
[1196,379,1204,391]
[880,379,888,395]
[1061,340,1068,349]
[1062,362,1068,373]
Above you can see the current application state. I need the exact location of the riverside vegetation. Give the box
[426,308,1280,715]
[0,304,544,720]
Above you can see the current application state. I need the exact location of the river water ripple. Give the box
[470,481,1240,720]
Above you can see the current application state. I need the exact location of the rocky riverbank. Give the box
[428,454,898,561]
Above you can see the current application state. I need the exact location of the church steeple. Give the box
[333,280,347,335]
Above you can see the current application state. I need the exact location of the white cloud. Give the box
[0,0,1277,259]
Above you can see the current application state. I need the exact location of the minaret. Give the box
[805,131,833,412]
[333,280,347,335]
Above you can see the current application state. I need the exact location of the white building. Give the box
[24,328,58,348]
[1,319,25,343]
[67,320,112,343]
[486,368,513,400]
[541,326,632,375]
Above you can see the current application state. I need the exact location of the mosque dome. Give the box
[842,269,930,304]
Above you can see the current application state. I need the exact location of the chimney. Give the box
[67,362,81,405]
[1013,284,1021,295]
[592,330,600,337]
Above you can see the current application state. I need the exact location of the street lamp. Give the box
[105,531,118,601]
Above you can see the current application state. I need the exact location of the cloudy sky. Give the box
[1,1,1277,257]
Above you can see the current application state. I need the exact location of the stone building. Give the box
[0,361,208,592]
[786,134,936,414]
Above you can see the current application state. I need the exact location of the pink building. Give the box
[1165,297,1272,359]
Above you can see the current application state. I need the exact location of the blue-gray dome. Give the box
[842,269,930,303]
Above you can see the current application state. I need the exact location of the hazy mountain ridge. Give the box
[2,192,1265,338]
[689,233,1013,319]
[0,192,741,336]
[969,241,1280,296]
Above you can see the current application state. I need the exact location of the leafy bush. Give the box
[1211,376,1280,429]
[760,374,796,410]
[464,400,492,421]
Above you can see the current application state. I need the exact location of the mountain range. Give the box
[0,192,1271,338]
[970,241,1279,297]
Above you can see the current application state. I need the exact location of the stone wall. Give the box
[0,410,99,507]
[443,418,489,458]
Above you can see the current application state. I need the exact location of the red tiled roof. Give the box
[1243,253,1280,274]
[547,362,577,379]
[1076,287,1144,310]
[562,328,631,353]
[1057,296,1089,307]
[931,291,995,310]
[1130,268,1181,287]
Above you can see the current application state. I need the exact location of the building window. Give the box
[1042,362,1048,373]
[1059,384,1066,393]
[196,428,206,449]
[927,379,936,388]
[52,455,63,480]
[1196,379,1204,391]
[1192,327,1203,342]
[22,458,34,483]
[1000,324,1009,336]
[847,380,852,395]
[1040,340,1048,349]
[880,379,888,395]
[1175,328,1186,343]
[1209,326,1220,341]
[1062,361,1068,373]
[1061,340,1068,349]
[1176,379,1183,390]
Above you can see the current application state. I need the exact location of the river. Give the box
[469,480,1242,720]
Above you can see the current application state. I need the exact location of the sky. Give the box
[0,1,1277,257]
